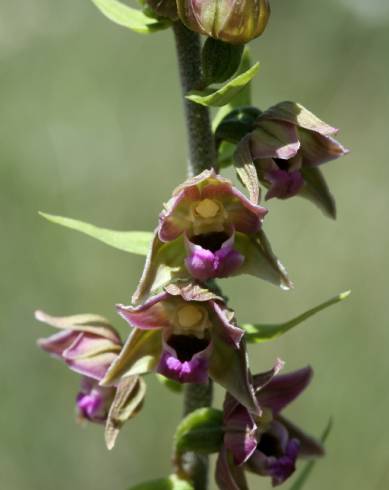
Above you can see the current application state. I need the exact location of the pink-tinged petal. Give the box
[211,301,244,347]
[215,447,249,490]
[249,121,300,160]
[66,351,118,381]
[261,101,338,136]
[77,377,115,424]
[34,310,121,344]
[223,358,284,421]
[264,168,305,200]
[117,292,171,330]
[224,405,258,465]
[248,420,299,486]
[37,330,80,358]
[203,181,267,234]
[159,186,201,242]
[277,415,324,458]
[257,366,313,414]
[184,232,244,281]
[157,335,211,384]
[62,333,121,361]
[299,129,349,166]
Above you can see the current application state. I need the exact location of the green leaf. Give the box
[128,474,194,490]
[242,291,351,343]
[289,419,333,490]
[186,62,259,108]
[90,0,169,34]
[174,408,224,455]
[156,374,183,394]
[212,47,254,130]
[39,212,152,256]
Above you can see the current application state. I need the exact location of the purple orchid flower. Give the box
[133,170,291,303]
[216,365,324,489]
[35,310,146,449]
[101,282,259,414]
[237,101,349,218]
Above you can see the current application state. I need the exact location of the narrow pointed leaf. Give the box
[39,212,152,256]
[243,291,350,343]
[128,475,194,490]
[186,62,259,108]
[289,419,333,490]
[90,0,169,34]
[174,408,224,455]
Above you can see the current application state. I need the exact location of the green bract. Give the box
[128,475,194,490]
[186,63,259,108]
[91,0,170,34]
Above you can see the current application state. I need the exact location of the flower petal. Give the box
[211,301,244,347]
[215,447,249,490]
[157,337,211,384]
[67,351,119,380]
[224,405,258,465]
[261,101,338,136]
[117,292,171,330]
[37,330,80,358]
[249,120,300,160]
[299,128,349,167]
[257,366,313,414]
[34,310,121,343]
[277,415,324,458]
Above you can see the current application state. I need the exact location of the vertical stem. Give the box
[173,20,216,490]
[173,21,216,176]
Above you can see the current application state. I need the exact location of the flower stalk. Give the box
[173,20,217,489]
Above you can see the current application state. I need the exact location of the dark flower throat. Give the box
[168,335,209,362]
[191,232,229,252]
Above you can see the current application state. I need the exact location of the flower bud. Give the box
[177,0,270,45]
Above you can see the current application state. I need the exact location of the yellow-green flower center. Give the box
[194,199,221,219]
[174,304,208,338]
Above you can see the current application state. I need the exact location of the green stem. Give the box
[173,20,216,490]
[173,21,216,176]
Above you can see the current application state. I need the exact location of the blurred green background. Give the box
[1,0,388,488]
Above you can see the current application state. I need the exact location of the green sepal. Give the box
[90,0,170,34]
[289,419,333,490]
[39,212,152,256]
[235,231,293,290]
[128,475,194,490]
[156,374,183,394]
[202,39,244,86]
[174,408,224,455]
[300,167,336,219]
[186,62,259,108]
[101,329,162,385]
[242,291,351,343]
